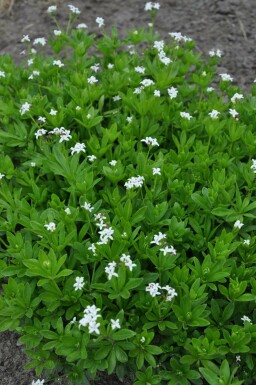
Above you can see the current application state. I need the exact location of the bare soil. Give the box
[0,0,255,384]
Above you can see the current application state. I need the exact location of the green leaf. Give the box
[112,329,136,341]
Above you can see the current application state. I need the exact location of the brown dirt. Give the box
[0,0,255,384]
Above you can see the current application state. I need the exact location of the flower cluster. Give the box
[105,253,137,280]
[145,282,178,300]
[124,175,145,189]
[79,305,101,334]
[141,137,159,146]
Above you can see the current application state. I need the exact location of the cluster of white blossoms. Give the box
[44,222,56,232]
[124,175,145,189]
[241,315,252,325]
[81,201,94,212]
[135,66,146,74]
[219,73,233,82]
[153,40,172,65]
[28,70,40,80]
[105,254,137,280]
[168,87,178,99]
[251,159,256,173]
[73,276,84,291]
[141,137,159,146]
[67,4,81,15]
[88,75,98,85]
[47,5,57,13]
[0,70,5,78]
[33,37,47,46]
[91,63,100,72]
[70,142,86,155]
[144,2,160,11]
[180,111,192,120]
[79,305,101,334]
[31,379,44,385]
[51,127,72,143]
[234,220,244,230]
[231,93,244,103]
[53,59,64,68]
[150,232,176,255]
[169,32,192,43]
[208,48,222,57]
[151,231,166,245]
[90,213,114,246]
[96,17,105,28]
[146,282,177,300]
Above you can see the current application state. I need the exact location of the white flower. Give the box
[81,202,94,212]
[88,76,98,85]
[152,167,161,175]
[96,17,105,28]
[208,109,220,119]
[77,23,88,29]
[53,60,64,68]
[107,63,114,69]
[145,282,161,297]
[88,322,101,334]
[207,87,215,92]
[124,175,145,189]
[133,86,144,94]
[98,227,114,245]
[151,232,166,245]
[120,253,136,271]
[160,245,176,256]
[140,78,155,87]
[87,113,91,119]
[88,243,96,255]
[79,305,102,334]
[31,380,45,385]
[47,5,57,13]
[35,129,47,139]
[67,4,80,14]
[168,32,192,43]
[33,37,47,46]
[28,70,40,80]
[241,315,252,325]
[154,90,160,97]
[109,160,117,166]
[0,71,5,78]
[73,277,84,291]
[168,87,178,99]
[76,106,81,111]
[208,48,222,57]
[87,155,97,162]
[65,207,71,215]
[59,129,72,143]
[0,173,5,180]
[70,143,86,155]
[243,239,250,245]
[113,95,121,101]
[20,102,31,115]
[144,2,160,11]
[105,261,118,280]
[70,317,77,324]
[27,58,34,66]
[21,34,30,43]
[162,286,178,301]
[91,63,100,72]
[220,73,233,82]
[234,220,244,229]
[251,159,256,173]
[180,111,192,120]
[229,108,239,118]
[140,337,145,343]
[49,109,57,116]
[111,319,121,330]
[236,355,241,362]
[135,66,146,74]
[38,116,46,123]
[44,222,56,232]
[153,40,164,51]
[54,30,62,36]
[231,93,244,103]
[30,162,36,167]
[126,116,133,123]
[141,137,159,146]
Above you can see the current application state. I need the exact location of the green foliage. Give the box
[0,3,256,385]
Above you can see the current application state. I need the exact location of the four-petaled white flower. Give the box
[113,95,121,101]
[65,207,71,215]
[32,379,45,385]
[70,143,86,155]
[124,175,145,189]
[0,71,5,78]
[135,66,146,74]
[140,78,155,87]
[105,261,118,280]
[145,282,161,297]
[154,90,160,97]
[243,239,250,245]
[234,220,244,229]
[21,34,30,43]
[109,160,117,166]
[0,173,5,180]
[33,37,47,46]
[49,108,57,115]
[231,93,244,103]
[88,243,96,255]
[96,17,105,28]
[126,116,133,123]
[111,318,121,330]
[208,48,222,57]
[141,137,159,146]
[87,155,97,162]
[153,167,161,175]
[47,5,57,13]
[73,276,84,291]
[44,222,56,232]
[229,108,239,118]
